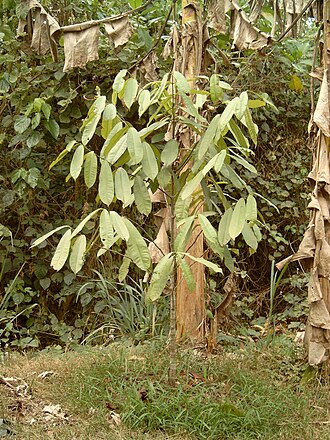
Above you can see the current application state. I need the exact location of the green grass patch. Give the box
[1,336,329,439]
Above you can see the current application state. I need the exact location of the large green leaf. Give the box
[235,91,248,120]
[101,103,117,139]
[229,198,246,240]
[123,78,138,110]
[246,194,257,221]
[141,142,158,180]
[123,218,151,270]
[69,235,86,274]
[70,144,84,180]
[198,214,223,255]
[51,229,72,271]
[243,108,258,145]
[118,255,131,282]
[100,122,124,158]
[99,160,114,206]
[99,209,116,249]
[84,151,98,188]
[106,133,128,164]
[230,153,257,174]
[183,253,222,273]
[82,96,106,145]
[181,171,203,200]
[175,193,192,222]
[161,139,178,167]
[177,255,195,293]
[174,216,195,252]
[138,89,151,117]
[242,222,258,251]
[115,167,132,207]
[228,119,249,149]
[174,71,191,93]
[219,97,239,133]
[112,69,127,93]
[31,225,70,248]
[133,176,152,215]
[218,208,233,246]
[71,208,102,238]
[127,127,143,164]
[109,211,129,241]
[198,114,220,160]
[146,253,174,303]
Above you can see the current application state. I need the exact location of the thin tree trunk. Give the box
[176,0,206,343]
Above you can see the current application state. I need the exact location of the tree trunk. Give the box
[176,0,206,343]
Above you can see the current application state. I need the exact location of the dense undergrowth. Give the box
[0,1,314,348]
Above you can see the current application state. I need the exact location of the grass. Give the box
[1,335,330,439]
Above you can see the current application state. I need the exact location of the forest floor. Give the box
[0,335,330,440]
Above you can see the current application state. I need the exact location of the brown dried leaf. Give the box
[63,26,99,72]
[104,16,133,48]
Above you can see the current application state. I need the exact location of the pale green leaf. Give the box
[133,176,152,215]
[123,218,151,270]
[109,211,129,241]
[210,74,224,103]
[174,71,191,93]
[253,223,263,241]
[218,208,233,246]
[139,120,168,139]
[198,114,220,160]
[174,216,194,252]
[161,139,178,167]
[84,151,98,188]
[246,194,257,221]
[198,214,223,255]
[228,119,249,149]
[235,91,248,120]
[230,153,257,174]
[113,69,127,93]
[69,235,87,274]
[146,253,174,303]
[183,253,222,273]
[157,167,171,187]
[123,78,138,110]
[127,127,143,164]
[177,255,195,293]
[141,142,158,180]
[106,133,128,164]
[82,96,106,145]
[221,164,245,189]
[202,150,226,176]
[244,108,258,145]
[100,122,124,158]
[71,208,102,238]
[115,167,133,207]
[49,149,69,170]
[138,89,151,117]
[70,144,84,180]
[219,98,239,133]
[181,171,203,200]
[242,222,258,250]
[99,160,114,206]
[101,103,117,139]
[175,194,192,222]
[118,255,131,281]
[31,225,70,248]
[99,209,116,248]
[229,198,246,240]
[51,229,71,271]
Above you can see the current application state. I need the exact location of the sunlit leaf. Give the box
[123,77,138,110]
[123,218,151,270]
[71,208,102,238]
[82,96,106,145]
[51,229,71,271]
[127,127,143,164]
[99,160,114,206]
[69,235,86,274]
[84,151,98,188]
[161,139,178,167]
[115,167,132,207]
[109,211,129,241]
[229,198,246,239]
[218,208,233,246]
[31,225,70,248]
[133,176,152,215]
[141,142,158,180]
[177,255,195,292]
[70,144,84,180]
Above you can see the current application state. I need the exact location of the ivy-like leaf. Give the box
[45,119,60,139]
